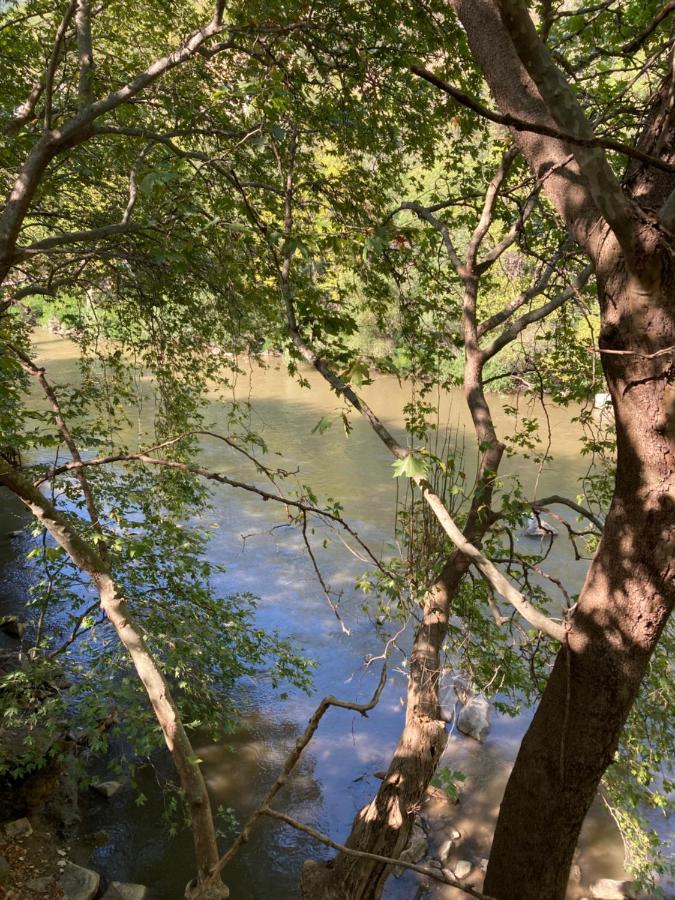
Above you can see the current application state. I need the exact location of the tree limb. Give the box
[410,66,675,177]
[481,264,593,360]
[193,664,388,896]
[260,807,495,900]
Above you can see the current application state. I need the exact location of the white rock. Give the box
[92,780,121,798]
[101,883,149,900]
[453,860,472,880]
[457,695,491,742]
[589,879,637,899]
[479,858,489,872]
[438,838,455,860]
[59,862,100,900]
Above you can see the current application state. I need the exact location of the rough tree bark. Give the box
[438,2,675,897]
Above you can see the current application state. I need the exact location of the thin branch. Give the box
[410,65,675,176]
[533,494,605,531]
[194,664,388,895]
[8,344,103,536]
[44,0,78,130]
[399,201,463,271]
[481,265,593,361]
[621,1,675,55]
[477,241,573,337]
[38,452,387,575]
[3,81,44,136]
[14,223,148,258]
[301,510,351,635]
[418,479,565,641]
[466,146,518,267]
[260,808,495,900]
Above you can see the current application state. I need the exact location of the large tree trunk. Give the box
[484,269,674,898]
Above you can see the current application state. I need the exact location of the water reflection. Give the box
[0,330,651,898]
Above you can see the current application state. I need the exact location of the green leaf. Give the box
[391,453,429,479]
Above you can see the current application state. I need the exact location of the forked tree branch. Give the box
[193,664,389,896]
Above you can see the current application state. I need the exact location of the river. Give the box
[0,329,667,899]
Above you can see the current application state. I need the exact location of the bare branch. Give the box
[466,146,518,268]
[38,451,387,576]
[533,495,605,532]
[260,808,495,900]
[418,479,565,641]
[481,265,593,361]
[194,664,388,895]
[477,241,573,337]
[399,201,463,271]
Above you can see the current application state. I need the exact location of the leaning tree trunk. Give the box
[304,439,503,900]
[484,268,675,898]
[301,550,470,900]
[0,468,229,899]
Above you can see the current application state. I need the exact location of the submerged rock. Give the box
[26,876,54,893]
[101,883,149,900]
[453,860,472,880]
[457,695,491,742]
[589,879,638,899]
[59,861,100,900]
[0,616,25,639]
[2,817,32,838]
[92,780,121,799]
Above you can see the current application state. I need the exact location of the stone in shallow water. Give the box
[589,879,638,899]
[457,695,491,743]
[101,883,149,900]
[92,780,121,798]
[453,860,472,880]
[26,876,53,893]
[59,861,100,900]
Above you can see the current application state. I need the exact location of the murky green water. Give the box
[0,330,658,898]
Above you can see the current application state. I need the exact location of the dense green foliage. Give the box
[0,0,672,891]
